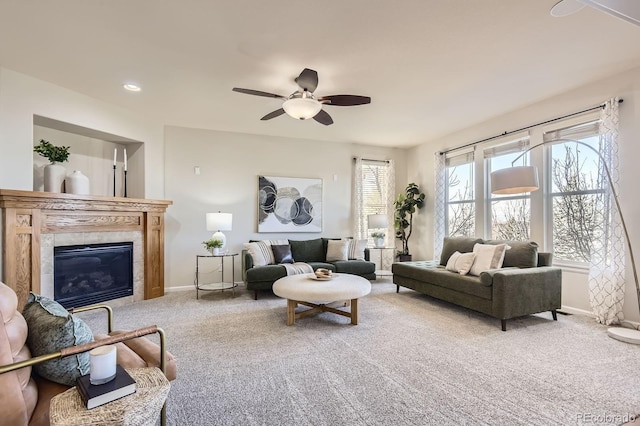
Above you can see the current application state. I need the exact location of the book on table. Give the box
[76,365,137,409]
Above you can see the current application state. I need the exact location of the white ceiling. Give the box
[1,1,639,148]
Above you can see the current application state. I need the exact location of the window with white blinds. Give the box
[361,160,392,219]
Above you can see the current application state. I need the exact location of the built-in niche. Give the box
[32,115,145,198]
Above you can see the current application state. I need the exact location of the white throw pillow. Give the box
[326,240,349,262]
[468,243,510,276]
[445,251,475,275]
[345,238,367,260]
[243,242,270,267]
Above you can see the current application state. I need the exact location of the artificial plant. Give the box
[394,182,425,256]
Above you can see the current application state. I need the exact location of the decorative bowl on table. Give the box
[312,268,333,280]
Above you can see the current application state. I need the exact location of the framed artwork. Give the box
[258,175,322,232]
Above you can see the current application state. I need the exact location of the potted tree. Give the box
[34,139,70,193]
[202,238,224,255]
[394,182,425,261]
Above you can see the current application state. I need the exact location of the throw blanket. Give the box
[282,262,314,276]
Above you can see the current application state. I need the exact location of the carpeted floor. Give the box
[82,278,640,426]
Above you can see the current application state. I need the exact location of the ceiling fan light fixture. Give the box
[282,97,322,120]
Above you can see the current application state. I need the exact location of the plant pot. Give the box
[397,254,412,262]
[374,238,385,248]
[211,248,222,256]
[44,163,66,193]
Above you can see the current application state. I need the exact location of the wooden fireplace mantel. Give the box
[0,189,172,309]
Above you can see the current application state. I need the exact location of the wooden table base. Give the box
[286,298,359,325]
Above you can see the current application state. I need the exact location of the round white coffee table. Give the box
[273,273,371,325]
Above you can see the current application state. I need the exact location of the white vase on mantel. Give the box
[65,170,90,195]
[43,163,66,193]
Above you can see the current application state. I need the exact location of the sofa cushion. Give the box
[246,264,288,282]
[271,244,294,264]
[290,238,325,262]
[445,251,475,275]
[440,237,484,266]
[326,240,349,261]
[392,262,492,300]
[331,260,375,275]
[22,293,93,386]
[486,240,539,268]
[347,239,367,261]
[244,241,272,267]
[469,243,510,276]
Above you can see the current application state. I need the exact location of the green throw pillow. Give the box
[22,293,93,386]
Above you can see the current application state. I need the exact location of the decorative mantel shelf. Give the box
[0,189,173,309]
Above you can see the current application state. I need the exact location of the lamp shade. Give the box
[491,166,540,195]
[367,214,389,229]
[282,97,322,120]
[206,212,232,231]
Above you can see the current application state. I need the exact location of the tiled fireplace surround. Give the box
[0,189,172,310]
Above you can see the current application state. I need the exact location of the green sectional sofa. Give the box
[242,238,376,299]
[392,237,562,331]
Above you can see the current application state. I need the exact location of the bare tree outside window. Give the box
[551,143,606,263]
[446,165,475,237]
[491,199,530,240]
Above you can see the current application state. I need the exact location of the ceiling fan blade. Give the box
[261,108,286,121]
[232,87,286,99]
[318,95,371,106]
[294,68,318,92]
[313,109,333,126]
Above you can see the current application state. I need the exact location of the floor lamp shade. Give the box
[206,212,232,248]
[491,166,539,195]
[367,214,389,229]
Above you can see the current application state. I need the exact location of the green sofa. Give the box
[392,237,562,331]
[242,238,376,299]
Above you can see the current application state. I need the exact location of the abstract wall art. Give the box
[258,175,322,232]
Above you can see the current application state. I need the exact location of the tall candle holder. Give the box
[112,165,116,197]
[124,170,128,197]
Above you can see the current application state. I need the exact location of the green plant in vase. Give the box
[34,139,71,192]
[203,238,224,255]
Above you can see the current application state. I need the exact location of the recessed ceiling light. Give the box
[123,83,141,92]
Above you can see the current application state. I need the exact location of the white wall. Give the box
[163,126,407,290]
[0,67,165,197]
[407,66,640,323]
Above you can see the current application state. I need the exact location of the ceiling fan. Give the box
[232,68,371,126]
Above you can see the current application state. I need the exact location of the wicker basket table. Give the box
[50,367,170,426]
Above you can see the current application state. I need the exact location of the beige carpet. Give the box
[82,278,640,426]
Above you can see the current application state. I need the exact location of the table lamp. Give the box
[206,212,232,249]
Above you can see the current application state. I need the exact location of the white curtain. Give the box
[588,97,625,325]
[353,157,366,239]
[433,152,446,261]
[384,160,396,245]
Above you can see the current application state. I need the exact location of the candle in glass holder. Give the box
[124,148,127,171]
[89,345,117,385]
[113,148,117,166]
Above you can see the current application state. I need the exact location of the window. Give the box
[484,139,531,240]
[358,159,394,245]
[445,151,475,237]
[545,122,605,263]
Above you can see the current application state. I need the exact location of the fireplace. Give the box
[54,242,134,308]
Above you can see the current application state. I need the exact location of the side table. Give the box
[50,367,170,426]
[195,253,238,299]
[369,247,395,277]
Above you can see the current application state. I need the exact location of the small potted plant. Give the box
[34,139,71,193]
[371,231,386,248]
[203,238,224,255]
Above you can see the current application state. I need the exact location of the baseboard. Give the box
[165,285,194,293]
[559,305,594,317]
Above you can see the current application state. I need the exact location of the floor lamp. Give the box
[491,138,640,345]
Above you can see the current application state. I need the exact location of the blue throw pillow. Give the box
[22,293,93,386]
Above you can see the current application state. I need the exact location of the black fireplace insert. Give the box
[54,242,133,308]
